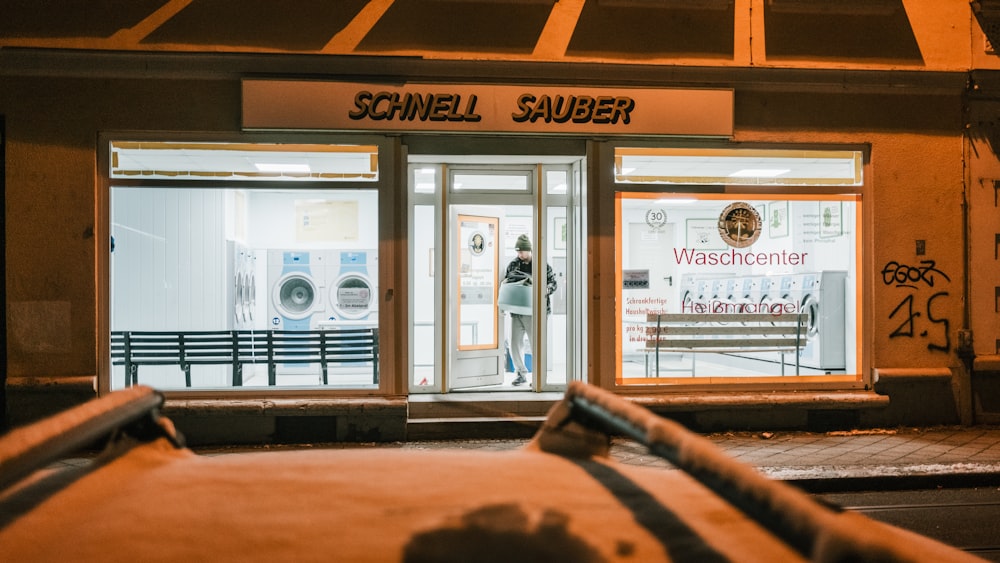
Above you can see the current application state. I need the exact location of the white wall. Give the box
[111,187,227,331]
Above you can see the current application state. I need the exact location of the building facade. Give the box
[3,1,1000,441]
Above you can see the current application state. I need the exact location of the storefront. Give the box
[1,48,977,436]
[101,78,876,396]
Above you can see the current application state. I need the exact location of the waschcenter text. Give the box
[673,248,808,266]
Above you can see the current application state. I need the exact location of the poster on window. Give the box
[769,201,788,238]
[296,200,359,242]
[819,202,842,238]
[686,218,723,250]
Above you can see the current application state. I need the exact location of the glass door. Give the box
[408,159,584,393]
[447,167,536,390]
[449,211,504,388]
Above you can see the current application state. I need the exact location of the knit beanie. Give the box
[515,234,532,251]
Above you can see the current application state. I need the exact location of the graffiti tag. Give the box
[883,259,951,353]
[887,291,951,353]
[881,260,951,289]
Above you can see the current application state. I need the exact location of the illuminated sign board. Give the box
[242,80,734,137]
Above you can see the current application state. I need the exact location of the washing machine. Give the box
[732,276,760,316]
[756,276,775,311]
[724,277,754,314]
[267,249,326,331]
[710,278,727,304]
[694,278,713,309]
[739,274,794,367]
[679,273,698,313]
[797,271,847,371]
[226,241,254,330]
[775,274,803,314]
[245,249,258,328]
[741,276,765,311]
[322,249,378,326]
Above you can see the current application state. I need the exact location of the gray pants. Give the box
[509,313,533,376]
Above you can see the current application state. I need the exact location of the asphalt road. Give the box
[818,487,1000,561]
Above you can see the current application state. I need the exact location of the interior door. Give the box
[449,212,504,389]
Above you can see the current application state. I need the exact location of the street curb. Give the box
[777,471,1000,493]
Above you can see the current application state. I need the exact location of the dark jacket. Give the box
[503,257,557,314]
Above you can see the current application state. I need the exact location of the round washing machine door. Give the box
[759,294,781,325]
[247,271,256,322]
[332,274,374,320]
[274,273,318,320]
[681,290,694,311]
[735,296,754,323]
[235,272,247,325]
[801,293,820,339]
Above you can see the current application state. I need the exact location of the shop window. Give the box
[108,141,380,391]
[451,171,531,192]
[614,148,862,186]
[413,167,438,194]
[110,142,379,182]
[617,192,861,385]
[613,146,864,386]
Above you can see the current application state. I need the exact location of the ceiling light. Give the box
[728,168,790,178]
[254,163,311,173]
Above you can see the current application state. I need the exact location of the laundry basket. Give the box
[497,280,532,315]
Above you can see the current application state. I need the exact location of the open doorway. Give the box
[408,158,582,394]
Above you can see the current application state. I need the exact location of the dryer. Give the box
[679,273,698,313]
[756,276,775,311]
[775,274,803,314]
[694,278,713,309]
[267,249,326,330]
[323,249,378,325]
[732,276,759,318]
[797,271,846,371]
[742,276,767,310]
[226,241,254,330]
[245,249,258,328]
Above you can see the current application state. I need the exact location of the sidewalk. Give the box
[191,425,1000,493]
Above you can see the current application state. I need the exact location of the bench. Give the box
[111,328,379,388]
[645,313,808,377]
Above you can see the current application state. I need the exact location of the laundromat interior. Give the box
[111,185,380,389]
[618,194,859,381]
[110,143,382,389]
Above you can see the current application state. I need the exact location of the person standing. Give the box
[503,234,557,386]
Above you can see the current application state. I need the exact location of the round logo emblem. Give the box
[468,232,486,256]
[717,202,762,248]
[645,208,667,231]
